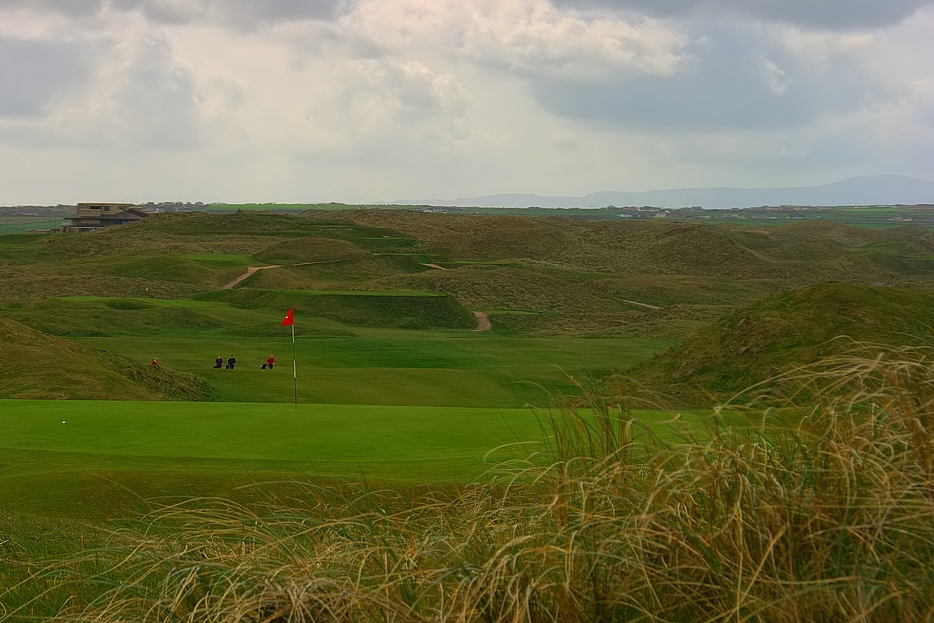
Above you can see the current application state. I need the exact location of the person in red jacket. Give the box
[262,355,275,370]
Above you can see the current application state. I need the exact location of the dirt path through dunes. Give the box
[422,263,448,270]
[223,266,281,289]
[473,312,491,332]
[620,299,663,310]
[222,259,350,290]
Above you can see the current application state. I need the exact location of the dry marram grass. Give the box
[4,349,934,622]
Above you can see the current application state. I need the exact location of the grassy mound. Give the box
[0,298,236,337]
[95,254,222,284]
[242,256,419,288]
[0,318,217,400]
[128,211,318,236]
[131,212,417,250]
[616,282,934,402]
[252,237,366,264]
[299,210,934,279]
[6,211,934,337]
[201,288,476,329]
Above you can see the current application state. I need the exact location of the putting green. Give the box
[0,400,709,523]
[0,400,547,482]
[73,332,674,407]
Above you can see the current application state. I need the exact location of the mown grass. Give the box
[180,253,254,267]
[3,349,933,621]
[73,331,672,406]
[1,291,674,404]
[0,217,62,234]
[0,401,550,485]
[203,288,477,330]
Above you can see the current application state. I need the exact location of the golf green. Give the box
[0,400,549,482]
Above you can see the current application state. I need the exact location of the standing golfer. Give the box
[214,355,223,369]
[151,357,159,367]
[262,355,276,369]
[226,355,236,369]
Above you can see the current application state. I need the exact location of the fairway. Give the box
[0,399,547,522]
[0,398,704,522]
[0,400,546,481]
[74,330,674,407]
[0,284,678,527]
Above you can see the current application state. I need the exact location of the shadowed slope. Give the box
[616,282,934,403]
[0,318,217,400]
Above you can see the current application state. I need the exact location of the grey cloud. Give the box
[549,0,934,30]
[233,0,346,22]
[0,0,347,24]
[0,0,103,16]
[115,0,347,26]
[526,23,876,131]
[106,35,201,149]
[0,33,200,150]
[0,38,93,116]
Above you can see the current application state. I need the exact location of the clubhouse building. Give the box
[64,203,150,232]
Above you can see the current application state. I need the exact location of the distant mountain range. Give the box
[400,175,934,209]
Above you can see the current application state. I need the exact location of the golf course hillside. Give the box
[0,318,216,400]
[3,211,934,403]
[202,288,476,330]
[3,208,934,621]
[298,209,934,280]
[5,210,934,338]
[616,281,934,403]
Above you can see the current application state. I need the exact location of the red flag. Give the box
[281,307,294,326]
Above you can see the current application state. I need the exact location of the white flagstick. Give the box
[291,319,298,409]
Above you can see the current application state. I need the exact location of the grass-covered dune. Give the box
[0,318,216,400]
[6,210,934,336]
[251,236,368,264]
[617,281,934,402]
[298,209,934,282]
[201,287,477,330]
[0,296,253,338]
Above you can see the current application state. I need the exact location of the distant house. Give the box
[64,203,149,232]
[420,206,467,214]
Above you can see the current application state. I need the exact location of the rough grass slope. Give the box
[0,318,216,400]
[616,281,934,403]
[0,299,236,337]
[6,211,934,337]
[201,288,476,330]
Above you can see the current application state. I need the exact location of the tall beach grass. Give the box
[4,348,933,621]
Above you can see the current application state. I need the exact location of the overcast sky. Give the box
[1,0,933,204]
